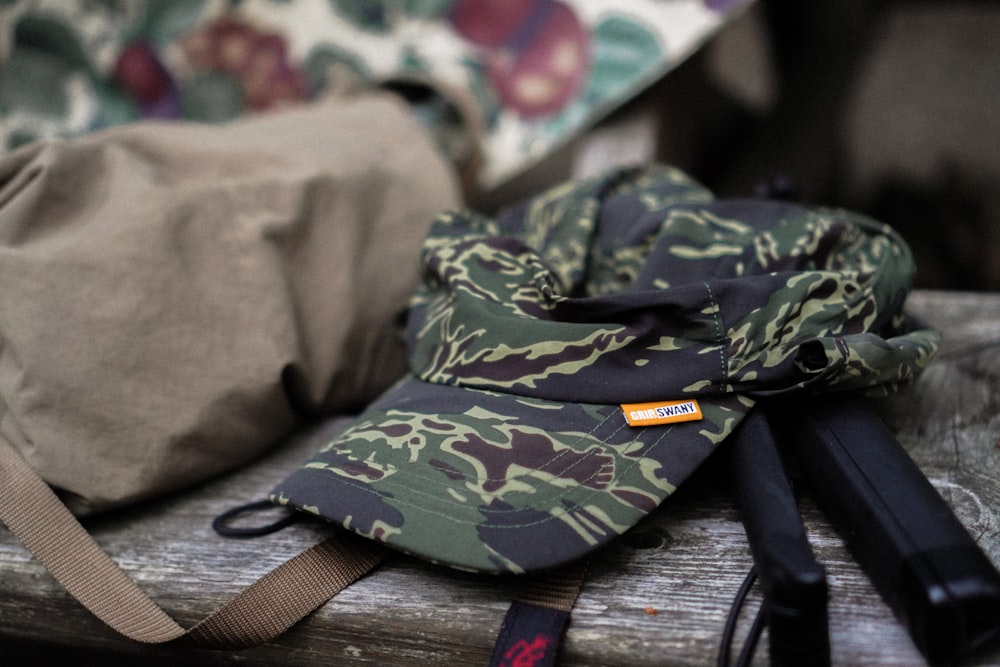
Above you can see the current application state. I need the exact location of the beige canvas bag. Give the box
[0,91,460,515]
[0,92,460,647]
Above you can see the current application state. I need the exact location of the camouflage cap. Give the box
[271,165,939,574]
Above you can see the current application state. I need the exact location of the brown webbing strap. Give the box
[0,436,384,647]
[186,535,384,648]
[515,559,589,612]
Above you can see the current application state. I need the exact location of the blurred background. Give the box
[545,0,1000,291]
[2,0,997,290]
[694,0,1000,292]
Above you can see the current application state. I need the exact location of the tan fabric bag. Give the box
[0,92,461,515]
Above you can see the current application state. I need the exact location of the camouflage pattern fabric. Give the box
[272,164,940,574]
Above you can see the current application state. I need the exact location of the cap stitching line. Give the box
[404,407,625,494]
[301,415,677,531]
[355,402,626,492]
[702,280,728,391]
[373,406,639,494]
[290,409,675,528]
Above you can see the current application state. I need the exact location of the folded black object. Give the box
[781,396,1000,666]
[729,408,831,667]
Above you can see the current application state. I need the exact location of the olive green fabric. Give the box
[0,93,461,514]
[273,164,939,574]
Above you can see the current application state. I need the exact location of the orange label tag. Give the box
[621,399,703,427]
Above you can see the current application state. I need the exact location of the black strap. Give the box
[490,559,588,667]
[491,602,572,667]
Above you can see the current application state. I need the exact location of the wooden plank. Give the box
[1,289,999,665]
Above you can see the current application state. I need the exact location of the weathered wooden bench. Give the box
[2,289,999,666]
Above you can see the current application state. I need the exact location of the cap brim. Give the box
[272,376,752,573]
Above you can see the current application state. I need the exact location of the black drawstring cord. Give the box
[212,499,302,538]
[718,565,768,667]
[735,595,767,667]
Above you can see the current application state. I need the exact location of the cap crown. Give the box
[408,165,938,403]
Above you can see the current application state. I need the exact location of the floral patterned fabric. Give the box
[0,0,750,188]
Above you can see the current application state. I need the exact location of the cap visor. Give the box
[272,377,750,573]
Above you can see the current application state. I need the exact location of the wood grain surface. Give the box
[1,290,998,666]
